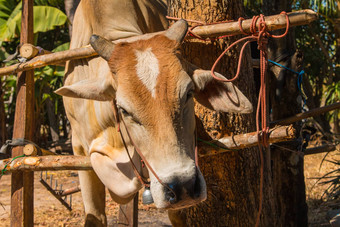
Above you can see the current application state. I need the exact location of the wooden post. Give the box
[118,193,138,227]
[11,0,34,226]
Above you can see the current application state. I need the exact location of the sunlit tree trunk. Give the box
[167,0,277,226]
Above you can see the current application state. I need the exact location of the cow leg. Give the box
[79,170,107,227]
[73,141,107,226]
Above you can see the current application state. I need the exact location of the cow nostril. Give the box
[165,183,179,204]
[184,174,202,199]
[168,193,177,204]
[193,175,201,199]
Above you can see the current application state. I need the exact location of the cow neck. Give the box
[112,101,199,200]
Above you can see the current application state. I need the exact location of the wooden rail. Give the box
[199,125,295,157]
[270,102,340,126]
[304,144,337,155]
[1,125,295,171]
[0,156,92,173]
[0,10,318,77]
[188,9,317,38]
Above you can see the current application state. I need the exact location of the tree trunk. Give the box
[263,0,308,226]
[43,86,60,144]
[167,1,276,226]
[0,77,6,145]
[334,1,340,136]
[64,0,80,39]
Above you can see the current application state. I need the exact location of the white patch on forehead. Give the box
[134,48,159,98]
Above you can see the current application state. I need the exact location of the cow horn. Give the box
[165,19,188,43]
[90,35,115,61]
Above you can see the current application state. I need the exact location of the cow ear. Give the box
[192,69,253,113]
[55,77,115,101]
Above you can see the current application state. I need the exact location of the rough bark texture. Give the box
[263,0,308,226]
[167,0,275,226]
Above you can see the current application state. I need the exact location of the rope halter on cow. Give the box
[112,100,200,205]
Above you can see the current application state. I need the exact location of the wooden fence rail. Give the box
[199,125,296,157]
[0,10,317,77]
[1,125,296,172]
[0,156,92,173]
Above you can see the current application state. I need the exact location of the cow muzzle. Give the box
[150,167,207,209]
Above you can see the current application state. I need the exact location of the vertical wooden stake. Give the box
[118,193,138,227]
[11,0,34,226]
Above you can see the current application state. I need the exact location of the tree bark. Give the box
[43,86,60,144]
[167,1,275,226]
[64,0,80,39]
[0,77,6,145]
[263,0,308,226]
[0,155,92,172]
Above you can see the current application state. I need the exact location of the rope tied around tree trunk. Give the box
[168,11,290,227]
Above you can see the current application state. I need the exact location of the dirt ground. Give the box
[0,150,339,226]
[0,171,171,226]
[305,149,340,227]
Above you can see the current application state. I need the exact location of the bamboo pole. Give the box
[199,125,296,157]
[0,10,317,77]
[270,102,340,126]
[0,156,92,173]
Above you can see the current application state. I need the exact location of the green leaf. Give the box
[0,1,21,41]
[52,42,69,52]
[0,0,17,20]
[0,4,67,41]
[42,93,51,103]
[32,6,67,33]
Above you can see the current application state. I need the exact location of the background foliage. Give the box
[0,0,338,151]
[0,0,69,147]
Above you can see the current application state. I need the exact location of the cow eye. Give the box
[186,90,194,102]
[118,107,142,125]
[119,107,130,116]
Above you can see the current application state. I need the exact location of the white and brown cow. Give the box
[56,0,252,226]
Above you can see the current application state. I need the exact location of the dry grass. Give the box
[305,149,340,226]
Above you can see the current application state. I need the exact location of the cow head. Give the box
[56,20,252,209]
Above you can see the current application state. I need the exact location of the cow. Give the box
[55,0,253,226]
